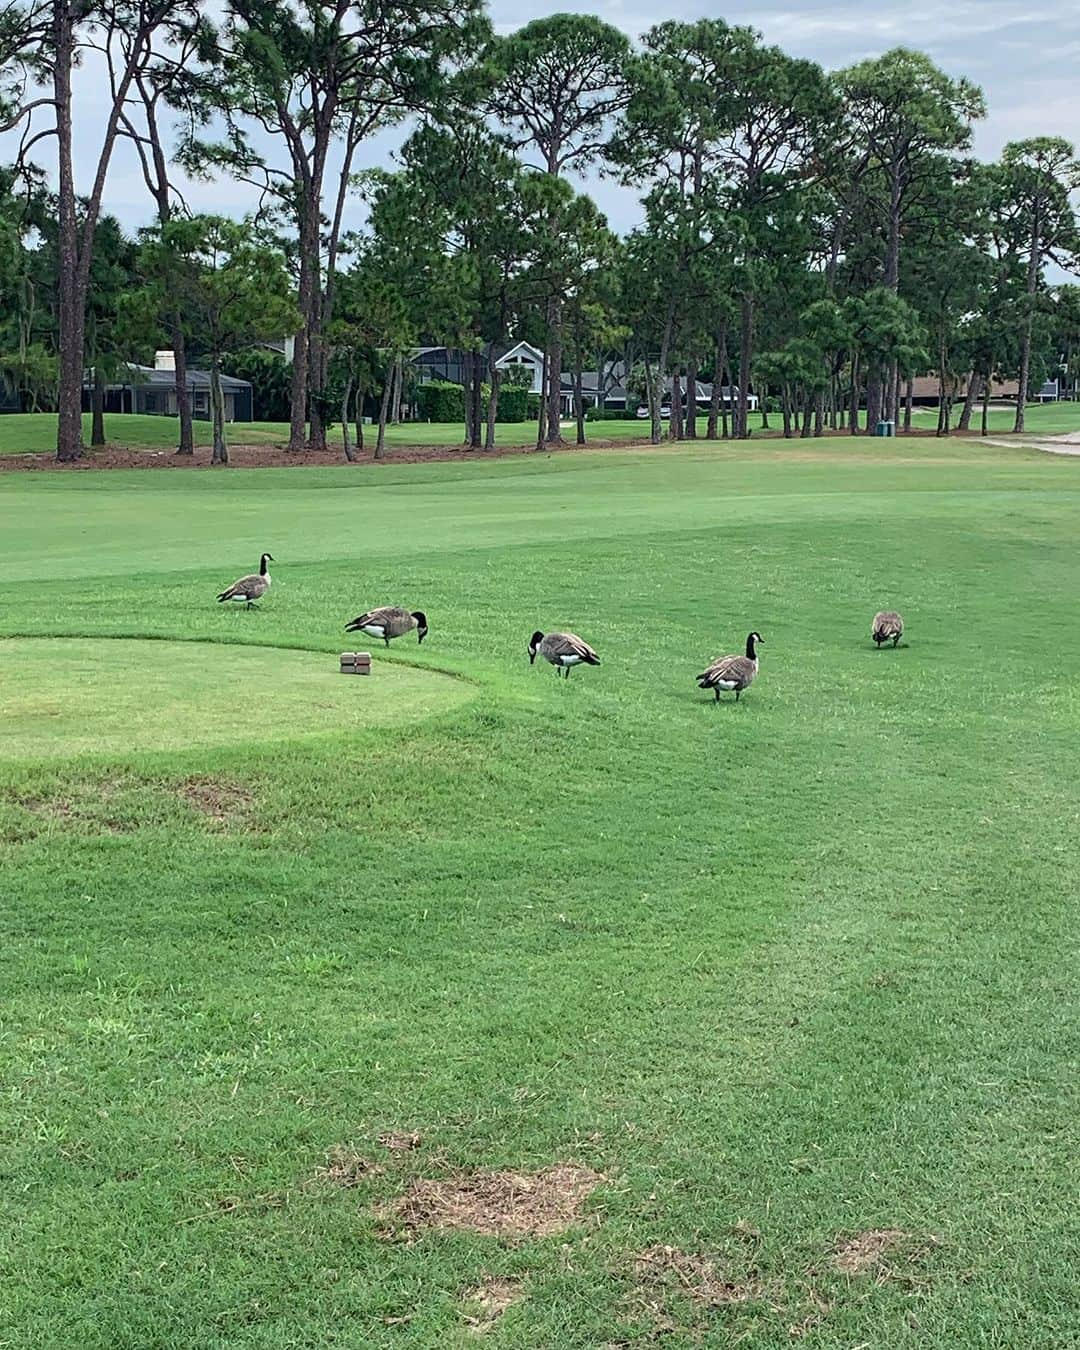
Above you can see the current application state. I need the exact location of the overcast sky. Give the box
[46,0,1080,238]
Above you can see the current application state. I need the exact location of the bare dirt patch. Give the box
[378,1130,423,1153]
[176,776,254,823]
[10,776,138,835]
[832,1228,908,1276]
[313,1146,382,1188]
[634,1245,762,1307]
[461,1276,525,1333]
[384,1162,603,1240]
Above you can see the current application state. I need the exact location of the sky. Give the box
[32,0,1080,239]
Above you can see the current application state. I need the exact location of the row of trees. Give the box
[1,4,1078,461]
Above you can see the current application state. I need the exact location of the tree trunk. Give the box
[686,351,697,438]
[468,350,482,450]
[1014,206,1041,433]
[53,5,84,462]
[545,294,564,444]
[374,358,394,459]
[392,354,404,425]
[707,332,723,440]
[210,354,228,464]
[670,366,683,441]
[535,348,547,451]
[485,349,501,450]
[904,377,913,433]
[573,345,586,445]
[354,381,365,452]
[781,384,792,438]
[342,370,356,461]
[814,389,824,437]
[306,296,327,450]
[801,389,813,438]
[737,294,753,439]
[865,370,882,434]
[171,317,194,455]
[981,371,991,436]
[849,354,860,434]
[288,209,318,451]
[759,383,770,431]
[646,357,662,446]
[957,369,980,432]
[91,367,106,446]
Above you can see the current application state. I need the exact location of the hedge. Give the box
[415,378,529,424]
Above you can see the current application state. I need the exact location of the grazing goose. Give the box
[217,553,273,609]
[697,631,763,702]
[872,610,904,648]
[344,606,428,647]
[528,630,601,678]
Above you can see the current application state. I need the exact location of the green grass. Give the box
[0,637,468,759]
[1,435,1078,1346]
[0,411,651,454]
[908,402,1080,435]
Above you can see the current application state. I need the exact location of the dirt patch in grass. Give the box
[634,1245,762,1307]
[313,1146,382,1188]
[832,1228,908,1276]
[0,437,652,472]
[378,1130,423,1153]
[9,777,138,836]
[384,1162,603,1240]
[177,776,254,823]
[461,1276,524,1333]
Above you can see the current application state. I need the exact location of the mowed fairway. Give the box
[1,437,1078,1347]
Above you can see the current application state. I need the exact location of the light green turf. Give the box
[0,411,651,453]
[0,637,468,759]
[0,434,1078,1347]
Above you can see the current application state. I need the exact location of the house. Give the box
[81,351,254,422]
[411,341,546,395]
[574,371,757,416]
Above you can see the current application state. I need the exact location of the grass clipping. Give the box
[384,1162,602,1240]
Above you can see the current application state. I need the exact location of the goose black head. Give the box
[260,552,274,573]
[412,611,428,644]
[528,631,544,664]
[746,631,764,657]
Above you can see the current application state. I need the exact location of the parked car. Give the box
[636,404,671,419]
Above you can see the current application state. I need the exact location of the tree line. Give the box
[1,4,1078,462]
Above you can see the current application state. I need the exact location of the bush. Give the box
[587,407,632,421]
[415,379,464,423]
[526,393,542,420]
[496,384,527,422]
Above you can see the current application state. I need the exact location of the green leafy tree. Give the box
[130,216,298,463]
[484,14,630,444]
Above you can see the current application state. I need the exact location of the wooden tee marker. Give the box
[340,651,372,676]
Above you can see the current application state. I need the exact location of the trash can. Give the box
[875,420,895,437]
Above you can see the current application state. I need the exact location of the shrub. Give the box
[496,384,527,422]
[415,379,464,423]
[586,407,632,421]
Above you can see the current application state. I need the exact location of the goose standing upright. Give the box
[871,610,904,647]
[217,553,273,609]
[344,606,428,647]
[697,632,763,702]
[528,631,601,678]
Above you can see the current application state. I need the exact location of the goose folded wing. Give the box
[560,633,599,662]
[219,573,258,600]
[698,654,749,686]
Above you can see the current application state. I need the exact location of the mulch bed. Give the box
[0,424,956,473]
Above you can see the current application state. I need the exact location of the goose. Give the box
[217,553,273,609]
[872,610,904,648]
[528,631,601,678]
[344,606,428,647]
[697,632,763,702]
